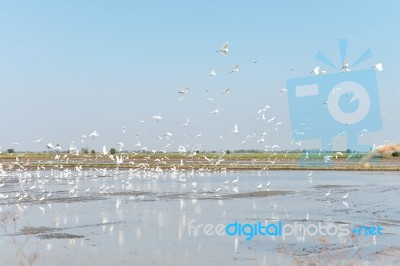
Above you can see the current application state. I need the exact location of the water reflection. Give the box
[0,169,399,265]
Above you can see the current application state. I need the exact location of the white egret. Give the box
[103,145,107,155]
[178,86,192,101]
[311,66,326,76]
[89,130,99,140]
[279,88,288,96]
[342,192,349,200]
[210,106,221,115]
[257,105,270,114]
[373,63,383,72]
[325,190,331,200]
[230,64,239,73]
[341,59,350,72]
[216,41,229,56]
[230,124,239,134]
[209,67,216,77]
[180,118,190,127]
[221,88,230,94]
[152,115,162,121]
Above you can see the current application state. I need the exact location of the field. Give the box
[0,151,399,171]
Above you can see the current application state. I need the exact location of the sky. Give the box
[1,1,399,153]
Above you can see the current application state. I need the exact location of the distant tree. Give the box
[346,149,352,153]
[110,148,116,155]
[392,151,400,157]
[226,150,231,154]
[81,147,89,154]
[7,148,15,153]
[91,150,96,155]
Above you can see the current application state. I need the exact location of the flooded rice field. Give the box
[0,168,399,265]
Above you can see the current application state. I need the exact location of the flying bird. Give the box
[341,59,350,72]
[178,86,192,101]
[373,63,383,72]
[257,105,270,114]
[230,64,239,73]
[164,132,173,140]
[279,88,288,96]
[152,115,162,121]
[209,67,217,77]
[117,142,124,152]
[33,136,46,144]
[216,41,229,56]
[180,118,190,127]
[89,130,99,140]
[210,106,221,115]
[267,116,276,123]
[80,135,87,143]
[221,88,230,94]
[230,124,239,134]
[46,143,54,150]
[311,66,326,76]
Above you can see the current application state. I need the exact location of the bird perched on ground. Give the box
[342,192,349,200]
[325,190,331,200]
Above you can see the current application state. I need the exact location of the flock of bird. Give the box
[0,41,389,230]
[0,41,386,160]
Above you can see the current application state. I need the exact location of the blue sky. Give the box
[1,1,399,152]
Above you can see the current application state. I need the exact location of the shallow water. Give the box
[0,169,399,265]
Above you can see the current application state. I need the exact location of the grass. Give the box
[0,151,398,171]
